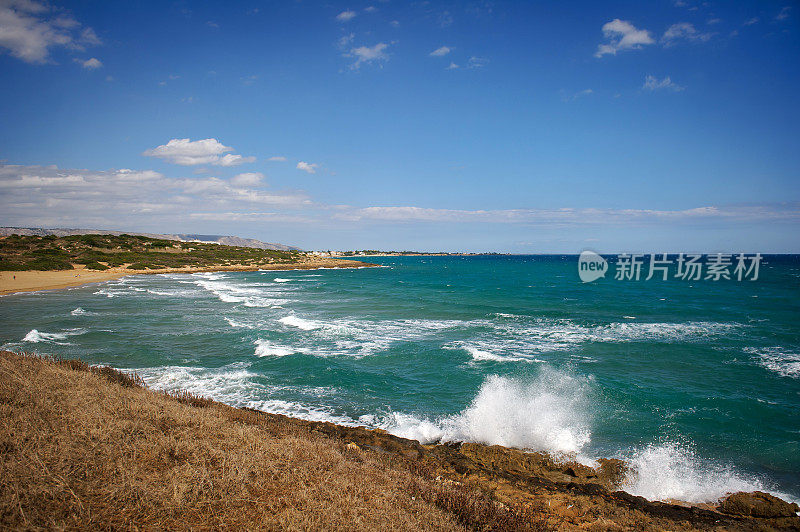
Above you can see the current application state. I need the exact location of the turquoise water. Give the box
[2,255,799,503]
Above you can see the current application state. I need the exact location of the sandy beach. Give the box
[0,259,375,296]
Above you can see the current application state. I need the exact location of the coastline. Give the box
[0,258,377,296]
[1,350,798,530]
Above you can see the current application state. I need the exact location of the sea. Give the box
[2,255,798,503]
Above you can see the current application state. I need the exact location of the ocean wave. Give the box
[377,369,594,458]
[745,347,800,378]
[279,315,323,331]
[268,315,740,359]
[254,339,296,357]
[193,277,292,307]
[70,307,96,316]
[137,362,264,407]
[445,342,530,363]
[246,398,358,425]
[22,328,88,344]
[273,278,292,283]
[621,441,771,503]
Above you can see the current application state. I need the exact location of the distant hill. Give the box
[175,234,299,251]
[0,228,300,251]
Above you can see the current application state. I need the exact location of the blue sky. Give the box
[0,0,798,252]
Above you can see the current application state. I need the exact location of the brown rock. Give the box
[596,458,629,488]
[718,491,800,518]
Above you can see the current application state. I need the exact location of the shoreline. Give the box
[0,258,377,296]
[2,349,798,530]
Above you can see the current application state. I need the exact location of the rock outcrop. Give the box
[718,491,800,518]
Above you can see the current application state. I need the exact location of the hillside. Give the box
[0,227,300,251]
[0,233,303,271]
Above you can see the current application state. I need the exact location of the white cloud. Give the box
[217,153,256,167]
[429,46,451,57]
[643,75,684,92]
[446,62,459,70]
[189,212,312,223]
[333,205,800,224]
[364,6,377,13]
[0,163,311,229]
[662,22,713,46]
[1,162,797,235]
[468,56,488,68]
[268,156,287,162]
[143,138,255,166]
[595,19,654,57]
[80,56,101,69]
[776,7,790,21]
[336,10,356,22]
[348,42,390,69]
[337,32,354,49]
[230,172,263,186]
[296,161,318,174]
[743,17,759,26]
[0,0,101,63]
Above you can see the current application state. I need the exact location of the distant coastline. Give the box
[0,259,376,296]
[0,232,376,296]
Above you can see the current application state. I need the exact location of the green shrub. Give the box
[24,258,74,271]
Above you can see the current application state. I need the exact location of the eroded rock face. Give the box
[718,491,800,518]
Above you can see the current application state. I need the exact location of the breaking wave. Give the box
[192,273,291,307]
[22,328,87,344]
[279,315,323,331]
[621,441,773,503]
[378,369,594,458]
[745,347,800,379]
[254,339,296,357]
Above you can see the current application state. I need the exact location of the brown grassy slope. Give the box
[0,352,550,531]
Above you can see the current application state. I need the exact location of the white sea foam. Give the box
[193,277,291,307]
[246,398,358,425]
[70,307,95,316]
[23,328,87,344]
[621,441,769,503]
[279,315,323,331]
[446,342,528,362]
[379,369,593,458]
[137,363,355,425]
[137,362,263,407]
[273,278,292,283]
[254,339,295,357]
[745,347,800,378]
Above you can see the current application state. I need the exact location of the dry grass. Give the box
[0,351,552,531]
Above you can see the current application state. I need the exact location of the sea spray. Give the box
[621,440,769,503]
[381,368,594,458]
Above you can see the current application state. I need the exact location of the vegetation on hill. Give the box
[0,351,550,531]
[0,234,304,271]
